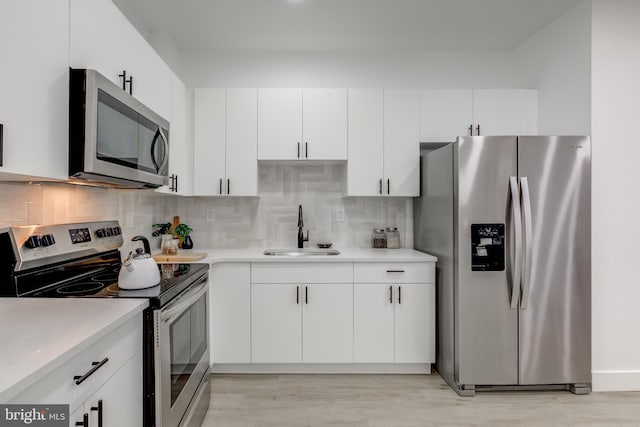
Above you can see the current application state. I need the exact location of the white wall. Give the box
[179,50,516,89]
[513,0,591,135]
[591,0,640,391]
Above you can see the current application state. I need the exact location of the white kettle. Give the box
[118,236,161,290]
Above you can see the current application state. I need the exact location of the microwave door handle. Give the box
[150,128,169,173]
[160,281,207,323]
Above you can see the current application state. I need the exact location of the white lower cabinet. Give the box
[214,260,434,370]
[251,283,353,364]
[353,284,395,363]
[251,284,302,363]
[394,283,435,363]
[302,284,353,363]
[9,313,143,426]
[210,263,251,364]
[353,263,436,365]
[77,350,143,427]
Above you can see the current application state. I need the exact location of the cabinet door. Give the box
[70,0,126,87]
[211,263,251,364]
[226,89,258,196]
[251,284,302,363]
[394,283,435,363]
[257,89,302,160]
[71,0,171,119]
[473,89,538,136]
[302,284,353,363]
[419,90,473,142]
[302,89,347,160]
[383,90,420,197]
[193,89,226,195]
[157,72,193,195]
[353,284,394,363]
[86,350,143,427]
[347,89,384,196]
[0,0,68,181]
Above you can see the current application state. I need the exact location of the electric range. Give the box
[0,220,210,427]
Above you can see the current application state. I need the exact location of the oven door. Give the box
[155,275,210,427]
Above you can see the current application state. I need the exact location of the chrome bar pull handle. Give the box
[305,286,308,304]
[387,179,390,195]
[90,399,103,427]
[520,177,533,309]
[74,358,109,385]
[296,286,299,304]
[219,178,223,195]
[509,176,523,309]
[227,178,230,195]
[475,124,480,136]
[389,285,393,304]
[305,142,308,159]
[297,142,300,158]
[468,124,473,136]
[379,179,383,195]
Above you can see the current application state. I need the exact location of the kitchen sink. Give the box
[152,253,208,263]
[263,248,340,256]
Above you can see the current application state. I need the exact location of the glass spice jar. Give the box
[385,227,401,249]
[372,229,387,248]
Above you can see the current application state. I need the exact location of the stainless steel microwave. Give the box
[69,68,169,188]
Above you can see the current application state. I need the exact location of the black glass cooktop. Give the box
[30,263,209,308]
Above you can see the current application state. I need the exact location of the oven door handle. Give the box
[160,279,208,323]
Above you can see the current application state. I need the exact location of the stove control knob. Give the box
[114,227,122,235]
[95,228,106,238]
[24,235,42,249]
[41,234,56,247]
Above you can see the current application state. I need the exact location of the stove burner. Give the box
[57,282,105,295]
[91,273,118,284]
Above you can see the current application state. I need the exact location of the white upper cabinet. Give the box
[258,88,347,160]
[383,90,420,197]
[301,89,348,160]
[257,89,302,160]
[347,89,385,196]
[419,90,474,142]
[473,89,538,136]
[347,89,419,197]
[226,89,258,196]
[419,89,538,141]
[0,0,69,181]
[157,72,193,195]
[193,89,258,196]
[70,0,172,120]
[193,89,226,195]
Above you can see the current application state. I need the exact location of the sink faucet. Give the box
[297,205,309,248]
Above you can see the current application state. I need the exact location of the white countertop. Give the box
[192,248,437,264]
[0,298,148,403]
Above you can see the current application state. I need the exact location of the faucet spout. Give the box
[297,205,308,248]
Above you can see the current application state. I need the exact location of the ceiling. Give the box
[112,0,582,52]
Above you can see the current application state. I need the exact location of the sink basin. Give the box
[152,253,207,263]
[263,248,340,256]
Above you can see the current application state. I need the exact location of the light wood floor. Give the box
[202,373,640,426]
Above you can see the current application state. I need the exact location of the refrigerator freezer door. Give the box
[456,136,518,386]
[517,136,591,385]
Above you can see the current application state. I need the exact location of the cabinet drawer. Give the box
[251,262,352,284]
[10,313,143,412]
[354,262,434,283]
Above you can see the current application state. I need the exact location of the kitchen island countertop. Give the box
[0,298,148,402]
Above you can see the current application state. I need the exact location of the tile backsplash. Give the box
[164,163,414,249]
[0,164,413,252]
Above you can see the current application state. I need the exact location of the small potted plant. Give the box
[152,223,171,237]
[174,223,193,249]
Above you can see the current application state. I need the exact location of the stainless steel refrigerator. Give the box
[414,136,591,396]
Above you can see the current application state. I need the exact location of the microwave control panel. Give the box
[471,223,505,271]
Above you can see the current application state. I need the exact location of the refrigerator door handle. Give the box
[509,176,522,309]
[519,176,533,310]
